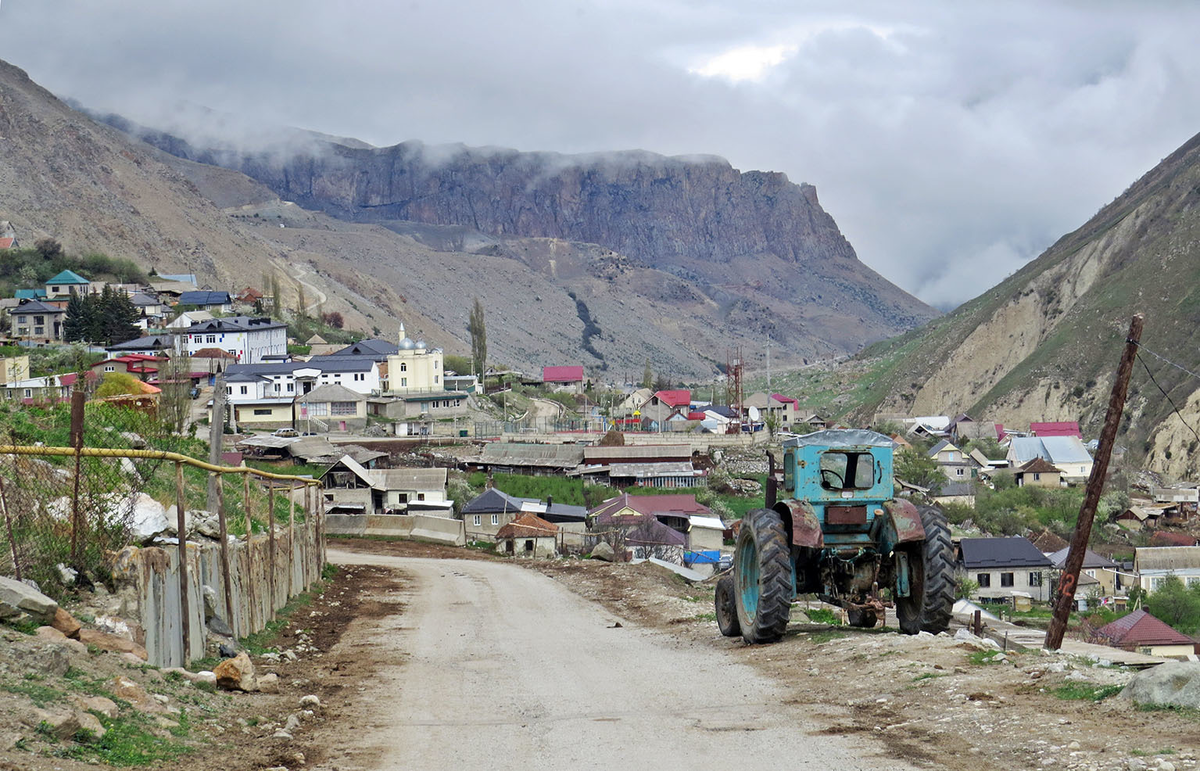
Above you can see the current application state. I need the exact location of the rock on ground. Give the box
[51,607,82,638]
[1121,661,1200,709]
[78,628,149,660]
[0,575,58,622]
[214,652,258,692]
[589,542,616,562]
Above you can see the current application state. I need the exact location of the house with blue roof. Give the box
[45,269,91,299]
[178,291,233,312]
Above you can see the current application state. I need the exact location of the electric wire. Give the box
[1135,351,1200,446]
[1133,340,1200,383]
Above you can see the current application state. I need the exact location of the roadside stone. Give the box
[79,629,148,660]
[126,493,172,543]
[258,673,280,693]
[299,694,321,709]
[0,575,58,622]
[70,694,118,719]
[75,710,107,741]
[1121,662,1200,710]
[284,713,301,732]
[51,607,82,639]
[214,652,258,692]
[589,542,616,562]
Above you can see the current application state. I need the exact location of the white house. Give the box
[183,316,287,364]
[1134,546,1200,592]
[165,310,214,330]
[224,357,382,403]
[1006,436,1093,484]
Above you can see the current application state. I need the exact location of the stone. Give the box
[107,676,166,714]
[78,629,148,660]
[70,694,118,719]
[36,626,67,642]
[202,585,218,620]
[163,667,218,686]
[75,710,107,741]
[589,542,616,562]
[284,713,301,732]
[214,652,258,692]
[56,564,78,587]
[209,616,235,638]
[1121,662,1200,710]
[0,575,58,622]
[17,644,71,677]
[299,694,320,709]
[32,709,81,740]
[258,673,280,693]
[123,493,172,543]
[273,730,293,740]
[51,607,82,639]
[1159,763,1176,771]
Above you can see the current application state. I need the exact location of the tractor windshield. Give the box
[819,451,876,491]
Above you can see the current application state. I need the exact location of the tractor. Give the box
[714,429,955,643]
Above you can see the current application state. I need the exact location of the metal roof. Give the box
[1135,546,1200,572]
[784,429,893,449]
[227,357,375,376]
[496,513,558,539]
[1048,547,1117,569]
[179,291,232,306]
[13,299,64,313]
[46,269,89,285]
[478,443,584,467]
[461,488,534,515]
[958,537,1052,569]
[583,445,691,461]
[542,365,584,382]
[296,383,365,403]
[1096,609,1196,647]
[186,316,286,333]
[606,462,702,478]
[1009,436,1092,466]
[328,339,399,357]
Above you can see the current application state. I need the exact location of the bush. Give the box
[706,467,735,494]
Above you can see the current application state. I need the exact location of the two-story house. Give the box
[10,299,66,342]
[927,439,979,482]
[958,537,1053,603]
[183,316,287,364]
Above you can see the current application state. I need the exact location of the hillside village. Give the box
[3,227,1199,674]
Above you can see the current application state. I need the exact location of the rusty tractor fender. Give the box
[873,498,927,554]
[774,499,823,548]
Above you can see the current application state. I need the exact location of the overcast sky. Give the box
[3,1,1200,309]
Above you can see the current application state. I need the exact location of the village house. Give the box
[1133,546,1200,592]
[587,493,716,550]
[106,334,177,357]
[927,439,979,482]
[178,290,234,313]
[957,537,1053,603]
[637,390,692,425]
[1152,486,1198,521]
[1091,610,1199,660]
[457,488,585,543]
[1014,457,1063,488]
[0,221,18,250]
[182,316,287,364]
[319,455,449,515]
[542,365,585,394]
[744,392,799,426]
[0,371,94,404]
[625,518,687,563]
[0,356,30,385]
[472,443,585,476]
[574,444,703,488]
[1007,436,1093,484]
[613,387,652,418]
[44,269,91,299]
[1048,547,1122,597]
[91,354,163,381]
[296,384,368,433]
[495,513,559,558]
[9,299,65,342]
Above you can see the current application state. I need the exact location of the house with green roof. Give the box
[45,269,91,299]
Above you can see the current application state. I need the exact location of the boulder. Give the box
[1121,661,1200,710]
[257,673,280,693]
[122,493,172,543]
[214,652,258,692]
[75,710,106,741]
[69,694,118,719]
[51,608,82,639]
[0,575,58,622]
[162,667,218,687]
[208,615,233,639]
[78,629,149,660]
[16,644,70,677]
[589,542,616,562]
[31,709,80,740]
[36,626,67,643]
[107,676,166,713]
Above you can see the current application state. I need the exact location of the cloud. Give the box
[2,1,1199,309]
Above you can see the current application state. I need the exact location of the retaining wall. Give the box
[112,519,323,668]
[326,513,465,546]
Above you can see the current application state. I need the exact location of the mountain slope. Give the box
[91,113,939,360]
[851,130,1200,480]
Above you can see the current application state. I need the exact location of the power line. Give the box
[1133,341,1200,383]
[1136,352,1200,446]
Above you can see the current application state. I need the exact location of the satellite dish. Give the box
[748,406,760,421]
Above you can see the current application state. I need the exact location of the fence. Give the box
[0,395,323,666]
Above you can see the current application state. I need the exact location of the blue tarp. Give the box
[684,550,721,565]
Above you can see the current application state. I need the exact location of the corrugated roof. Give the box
[626,518,686,547]
[328,339,398,357]
[496,513,558,539]
[653,389,691,407]
[46,269,89,285]
[13,299,64,313]
[186,316,285,333]
[588,493,711,526]
[959,537,1052,569]
[1030,421,1082,438]
[583,444,691,462]
[461,488,533,515]
[1096,609,1196,647]
[543,365,584,382]
[1009,436,1092,466]
[179,290,232,306]
[606,462,701,478]
[1047,547,1117,569]
[227,357,375,376]
[478,443,584,467]
[1135,546,1200,572]
[1018,457,1061,475]
[1029,528,1069,554]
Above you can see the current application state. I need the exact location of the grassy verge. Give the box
[1053,683,1124,702]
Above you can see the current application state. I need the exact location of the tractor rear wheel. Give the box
[715,574,741,637]
[734,508,793,644]
[894,505,956,635]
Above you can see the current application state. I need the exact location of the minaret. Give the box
[398,322,405,345]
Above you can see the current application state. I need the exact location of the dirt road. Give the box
[327,548,916,771]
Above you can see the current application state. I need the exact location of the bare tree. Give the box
[468,298,487,379]
[159,352,194,434]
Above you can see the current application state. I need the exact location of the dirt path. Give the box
[326,547,919,771]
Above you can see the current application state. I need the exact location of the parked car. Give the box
[272,428,300,437]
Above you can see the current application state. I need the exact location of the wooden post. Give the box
[0,473,21,582]
[243,473,256,634]
[215,473,236,637]
[207,373,226,513]
[288,484,296,599]
[1046,314,1144,650]
[267,479,277,611]
[69,388,86,571]
[304,484,313,587]
[175,462,190,665]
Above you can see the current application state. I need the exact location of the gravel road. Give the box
[329,549,917,770]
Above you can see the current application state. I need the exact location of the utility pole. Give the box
[207,372,227,513]
[1045,314,1143,651]
[766,340,772,389]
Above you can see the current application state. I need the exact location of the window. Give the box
[206,335,216,344]
[23,389,31,399]
[400,377,407,387]
[400,363,407,372]
[331,401,356,416]
[977,573,991,588]
[955,467,965,477]
[1151,577,1165,590]
[104,365,116,372]
[417,493,425,501]
[434,375,439,384]
[307,402,328,416]
[1029,571,1043,587]
[286,383,294,392]
[34,315,44,325]
[473,515,481,526]
[491,514,499,525]
[240,386,248,395]
[819,451,876,490]
[1000,572,1014,587]
[226,387,232,395]
[17,316,26,323]
[253,408,272,416]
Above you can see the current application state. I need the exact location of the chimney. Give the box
[546,495,553,511]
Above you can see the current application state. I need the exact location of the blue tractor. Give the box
[714,429,955,643]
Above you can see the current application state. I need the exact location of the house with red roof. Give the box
[1030,421,1082,439]
[1092,609,1199,660]
[92,354,164,380]
[745,392,799,425]
[542,365,586,394]
[495,513,559,558]
[587,493,711,540]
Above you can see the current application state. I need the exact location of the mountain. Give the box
[850,130,1200,481]
[87,108,939,367]
[1,57,937,379]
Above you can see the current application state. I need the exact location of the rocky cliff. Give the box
[853,130,1200,481]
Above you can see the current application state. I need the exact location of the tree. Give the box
[642,359,653,390]
[269,273,283,316]
[468,297,487,378]
[296,284,308,317]
[764,411,781,438]
[99,285,139,345]
[1146,576,1200,634]
[322,311,344,329]
[95,372,143,398]
[894,448,944,494]
[158,352,194,434]
[63,293,88,342]
[34,238,62,260]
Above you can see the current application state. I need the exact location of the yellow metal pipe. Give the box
[0,445,321,485]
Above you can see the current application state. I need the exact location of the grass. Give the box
[694,612,717,622]
[804,607,843,626]
[912,672,943,682]
[3,617,40,635]
[1,675,66,708]
[53,711,192,766]
[967,649,1004,665]
[808,629,848,644]
[1052,683,1124,702]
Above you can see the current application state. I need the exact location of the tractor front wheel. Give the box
[734,508,793,644]
[894,505,956,635]
[715,574,741,637]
